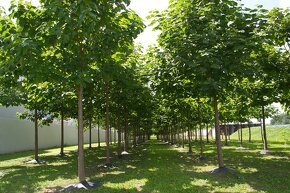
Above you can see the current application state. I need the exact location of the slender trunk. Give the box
[188,127,192,153]
[105,81,111,165]
[97,118,101,148]
[133,127,137,148]
[213,96,225,168]
[114,127,116,144]
[89,118,92,149]
[177,127,180,147]
[228,126,231,141]
[34,108,39,161]
[262,105,268,150]
[77,84,85,182]
[240,123,243,147]
[109,127,112,145]
[199,123,204,158]
[260,122,264,144]
[224,124,228,146]
[206,124,209,143]
[170,127,174,145]
[248,122,251,143]
[238,125,241,142]
[60,110,64,155]
[194,127,197,142]
[198,102,203,157]
[182,129,185,148]
[117,118,122,157]
[124,109,129,152]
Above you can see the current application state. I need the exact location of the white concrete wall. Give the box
[0,106,108,154]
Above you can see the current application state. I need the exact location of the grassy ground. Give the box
[230,125,290,143]
[0,127,289,193]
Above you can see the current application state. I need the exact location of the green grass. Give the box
[0,127,290,193]
[230,125,290,143]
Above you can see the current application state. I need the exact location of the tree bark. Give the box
[199,123,204,158]
[124,109,129,152]
[248,122,251,143]
[177,127,180,147]
[260,122,264,144]
[133,127,137,148]
[34,108,39,162]
[109,126,113,145]
[262,105,268,150]
[89,118,92,149]
[240,123,243,147]
[224,124,228,146]
[114,127,117,144]
[213,96,225,168]
[60,110,64,156]
[77,84,85,182]
[206,124,209,143]
[194,127,197,142]
[117,118,122,158]
[182,129,185,148]
[188,127,192,153]
[104,81,111,165]
[97,117,101,148]
[198,102,204,158]
[238,125,241,142]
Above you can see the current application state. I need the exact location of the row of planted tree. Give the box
[146,0,289,172]
[0,0,289,187]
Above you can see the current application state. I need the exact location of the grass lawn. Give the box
[0,126,289,193]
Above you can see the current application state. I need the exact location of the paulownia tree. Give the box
[150,0,263,172]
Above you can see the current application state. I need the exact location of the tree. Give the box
[150,0,261,172]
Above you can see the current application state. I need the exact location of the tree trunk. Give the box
[213,96,225,168]
[117,118,122,158]
[248,122,251,143]
[199,123,204,158]
[194,127,197,142]
[177,127,180,147]
[260,122,264,144]
[97,118,101,148]
[133,127,137,148]
[206,124,209,143]
[228,126,231,141]
[89,118,92,149]
[110,126,113,145]
[77,84,85,182]
[114,127,117,144]
[262,105,268,150]
[60,110,65,156]
[104,81,111,165]
[188,127,192,153]
[224,124,228,146]
[198,102,204,158]
[238,125,241,142]
[34,108,39,162]
[240,123,243,147]
[124,109,129,152]
[170,127,174,145]
[182,129,185,148]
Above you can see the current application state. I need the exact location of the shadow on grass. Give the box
[0,140,290,193]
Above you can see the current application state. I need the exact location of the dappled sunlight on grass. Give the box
[238,167,258,174]
[148,167,159,172]
[0,138,289,193]
[104,178,148,191]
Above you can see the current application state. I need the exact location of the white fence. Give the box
[0,106,107,154]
